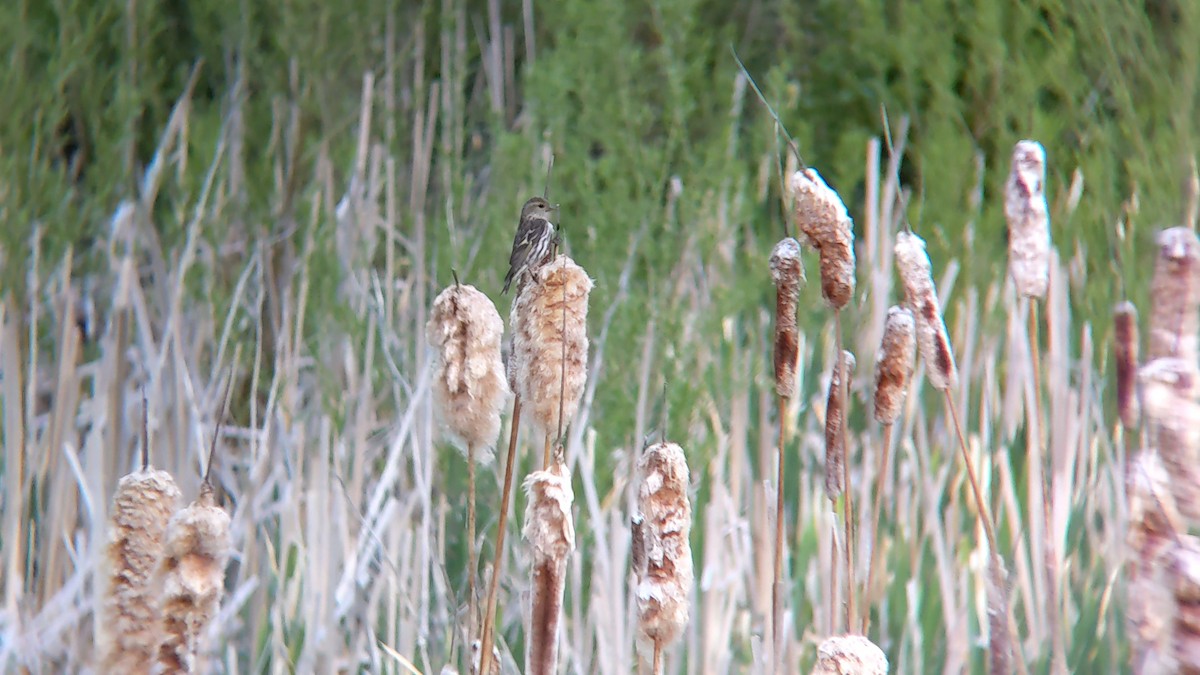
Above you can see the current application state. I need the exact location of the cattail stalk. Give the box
[790,169,856,310]
[509,255,592,443]
[769,237,802,669]
[1004,140,1051,300]
[427,279,509,645]
[99,463,181,673]
[634,442,693,674]
[986,557,1014,675]
[156,482,231,672]
[523,461,575,674]
[1148,227,1200,365]
[824,348,856,631]
[1115,302,1141,430]
[478,397,521,675]
[862,306,915,632]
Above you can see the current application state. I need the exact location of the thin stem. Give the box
[862,423,894,634]
[652,643,663,675]
[479,395,522,675]
[836,311,855,633]
[943,389,1000,556]
[542,434,552,470]
[1029,300,1065,673]
[467,442,478,653]
[772,392,787,673]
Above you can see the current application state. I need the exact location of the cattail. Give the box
[634,442,693,670]
[98,467,181,673]
[427,281,510,462]
[986,557,1014,675]
[895,230,957,391]
[522,461,575,675]
[1140,357,1200,522]
[872,306,916,425]
[1127,450,1185,672]
[1168,537,1200,671]
[790,168,856,309]
[1004,140,1051,300]
[510,255,593,440]
[824,350,855,500]
[1148,227,1200,365]
[1114,302,1141,429]
[809,635,888,675]
[770,238,804,398]
[157,482,232,672]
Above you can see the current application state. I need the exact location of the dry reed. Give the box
[634,442,693,674]
[986,556,1014,675]
[1147,227,1200,365]
[98,465,181,673]
[894,230,957,391]
[810,635,888,675]
[789,168,856,309]
[509,254,592,441]
[1004,140,1051,300]
[522,461,575,675]
[1114,301,1141,430]
[156,481,232,672]
[770,237,804,398]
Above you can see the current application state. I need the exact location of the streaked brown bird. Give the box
[502,197,558,294]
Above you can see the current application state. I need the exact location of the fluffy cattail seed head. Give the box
[1004,140,1051,299]
[790,169,856,309]
[510,255,593,440]
[1140,357,1200,522]
[1114,301,1141,429]
[810,635,889,675]
[98,467,181,673]
[522,462,575,675]
[427,282,510,462]
[824,350,856,500]
[770,238,803,398]
[1148,227,1200,365]
[873,306,916,425]
[895,231,958,391]
[634,442,694,655]
[157,483,232,673]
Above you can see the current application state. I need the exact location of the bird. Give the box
[502,196,558,294]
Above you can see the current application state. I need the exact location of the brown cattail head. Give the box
[427,282,510,462]
[1140,357,1200,522]
[873,306,916,425]
[634,442,694,654]
[99,467,181,673]
[824,350,856,500]
[1004,140,1051,300]
[790,169,856,309]
[510,255,593,440]
[770,237,804,398]
[522,462,575,675]
[1115,301,1141,429]
[809,635,889,675]
[985,557,1014,675]
[895,231,958,391]
[157,482,232,673]
[1148,227,1200,365]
